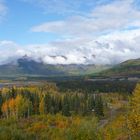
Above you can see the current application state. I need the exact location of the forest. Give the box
[0,82,139,140]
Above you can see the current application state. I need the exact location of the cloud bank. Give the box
[0,28,140,65]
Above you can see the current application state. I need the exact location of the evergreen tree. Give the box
[94,95,104,117]
[44,94,52,113]
[73,94,80,114]
[62,96,71,116]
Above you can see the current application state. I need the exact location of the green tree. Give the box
[62,96,71,116]
[94,95,104,117]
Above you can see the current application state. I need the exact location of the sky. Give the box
[0,0,140,65]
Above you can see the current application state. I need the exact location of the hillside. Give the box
[99,58,140,77]
[54,64,110,75]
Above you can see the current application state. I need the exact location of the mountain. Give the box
[99,58,140,77]
[0,56,110,78]
[0,57,64,77]
[0,56,139,79]
[0,57,139,79]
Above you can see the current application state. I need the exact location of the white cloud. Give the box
[1,0,140,65]
[31,0,140,37]
[28,0,140,65]
[0,28,140,65]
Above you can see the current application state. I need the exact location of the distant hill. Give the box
[99,58,140,77]
[0,56,110,78]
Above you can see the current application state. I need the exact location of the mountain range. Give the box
[0,56,139,79]
[0,56,110,78]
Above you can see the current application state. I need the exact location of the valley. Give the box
[0,58,139,140]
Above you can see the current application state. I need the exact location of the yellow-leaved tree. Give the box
[127,83,140,137]
[39,97,45,115]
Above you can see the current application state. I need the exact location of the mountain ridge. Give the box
[0,56,110,77]
[0,56,139,78]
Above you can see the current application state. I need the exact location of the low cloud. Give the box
[0,29,140,65]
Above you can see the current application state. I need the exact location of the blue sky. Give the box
[0,0,140,64]
[0,0,61,44]
[0,0,116,44]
